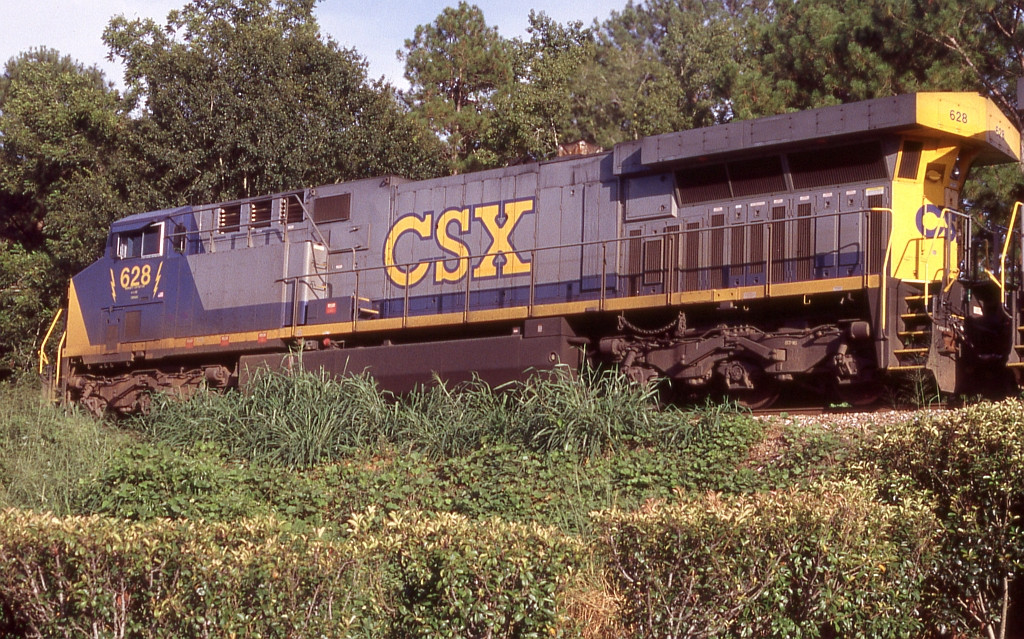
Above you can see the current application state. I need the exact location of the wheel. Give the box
[730,383,780,409]
[719,359,779,409]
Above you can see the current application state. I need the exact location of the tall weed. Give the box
[134,368,393,468]
[513,366,659,455]
[390,376,509,458]
[0,382,130,514]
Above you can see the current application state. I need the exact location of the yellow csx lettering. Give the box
[384,198,535,287]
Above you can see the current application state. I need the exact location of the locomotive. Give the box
[47,92,1024,414]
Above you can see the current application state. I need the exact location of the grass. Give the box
[0,381,132,515]
[0,366,802,533]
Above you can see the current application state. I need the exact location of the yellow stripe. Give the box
[79,275,877,359]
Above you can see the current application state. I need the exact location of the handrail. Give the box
[867,208,895,335]
[276,207,892,332]
[38,308,63,375]
[1000,202,1023,297]
[979,202,1023,297]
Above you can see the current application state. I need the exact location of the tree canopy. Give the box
[104,0,445,204]
[399,1,513,172]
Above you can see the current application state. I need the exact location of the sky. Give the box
[0,0,626,90]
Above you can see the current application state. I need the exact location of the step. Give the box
[894,348,928,356]
[898,330,929,338]
[889,364,926,371]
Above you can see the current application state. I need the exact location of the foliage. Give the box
[861,400,1024,637]
[731,0,930,118]
[389,375,509,458]
[485,12,596,163]
[104,0,446,205]
[889,0,1024,133]
[0,511,393,637]
[513,366,658,455]
[83,442,328,525]
[11,365,1024,635]
[0,508,581,638]
[0,382,130,515]
[131,367,393,468]
[573,0,741,147]
[399,1,512,172]
[374,510,583,638]
[0,246,60,377]
[596,481,936,638]
[0,49,143,372]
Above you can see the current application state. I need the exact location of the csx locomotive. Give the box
[48,92,1024,414]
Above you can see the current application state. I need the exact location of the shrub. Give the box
[596,481,936,638]
[0,510,392,638]
[371,510,584,638]
[0,508,582,638]
[76,441,331,525]
[862,399,1024,637]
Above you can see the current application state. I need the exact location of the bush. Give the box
[0,510,392,638]
[368,510,584,638]
[0,508,582,638]
[76,441,330,525]
[862,399,1024,637]
[596,481,936,638]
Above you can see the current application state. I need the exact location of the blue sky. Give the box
[0,0,626,90]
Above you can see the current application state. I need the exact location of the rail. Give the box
[276,208,893,333]
[37,308,63,376]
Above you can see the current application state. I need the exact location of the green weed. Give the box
[0,381,131,514]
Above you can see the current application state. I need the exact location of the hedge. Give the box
[0,509,581,638]
[595,481,936,638]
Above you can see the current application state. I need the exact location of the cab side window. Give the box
[117,223,164,259]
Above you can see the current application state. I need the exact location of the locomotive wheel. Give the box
[718,358,780,409]
[730,382,780,410]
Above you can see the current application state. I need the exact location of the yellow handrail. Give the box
[1000,201,1023,296]
[37,308,63,375]
[53,330,66,402]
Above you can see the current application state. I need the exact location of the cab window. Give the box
[117,223,164,259]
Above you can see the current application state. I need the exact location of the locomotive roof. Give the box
[109,205,193,234]
[614,92,1021,176]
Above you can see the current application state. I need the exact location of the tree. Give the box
[730,0,935,119]
[399,2,512,172]
[887,0,1024,132]
[104,0,445,205]
[573,0,741,147]
[732,0,1024,220]
[0,48,139,373]
[485,12,595,164]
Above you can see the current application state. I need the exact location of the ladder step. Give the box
[904,295,933,302]
[894,348,928,356]
[900,313,931,321]
[890,365,926,371]
[898,331,929,338]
